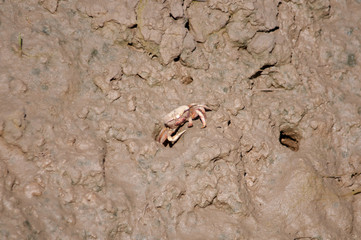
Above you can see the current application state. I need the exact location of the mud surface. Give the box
[1,0,361,239]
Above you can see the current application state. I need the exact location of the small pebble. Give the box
[127,96,136,111]
[107,90,121,102]
[24,182,43,198]
[77,107,89,119]
[310,120,318,130]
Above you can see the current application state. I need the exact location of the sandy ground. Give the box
[0,0,361,239]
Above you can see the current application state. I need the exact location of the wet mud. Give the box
[0,0,361,239]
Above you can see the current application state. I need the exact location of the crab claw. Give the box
[167,130,186,142]
[157,128,186,144]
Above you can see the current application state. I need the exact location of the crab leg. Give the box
[196,109,207,128]
[198,106,206,114]
[188,117,193,127]
[167,130,186,142]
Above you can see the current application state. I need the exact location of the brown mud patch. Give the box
[1,0,361,239]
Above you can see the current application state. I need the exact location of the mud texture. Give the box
[1,0,361,239]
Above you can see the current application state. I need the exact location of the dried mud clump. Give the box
[0,0,361,239]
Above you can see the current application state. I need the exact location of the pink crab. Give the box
[157,104,210,144]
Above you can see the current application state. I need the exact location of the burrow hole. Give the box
[279,127,301,151]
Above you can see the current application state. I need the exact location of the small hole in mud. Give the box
[185,21,189,30]
[227,120,231,126]
[351,172,360,178]
[279,128,301,151]
[129,24,137,29]
[249,70,262,79]
[354,191,361,196]
[174,55,180,62]
[180,76,193,85]
[23,220,32,230]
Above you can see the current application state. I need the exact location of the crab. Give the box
[157,104,210,144]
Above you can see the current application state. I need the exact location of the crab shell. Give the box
[163,105,190,129]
